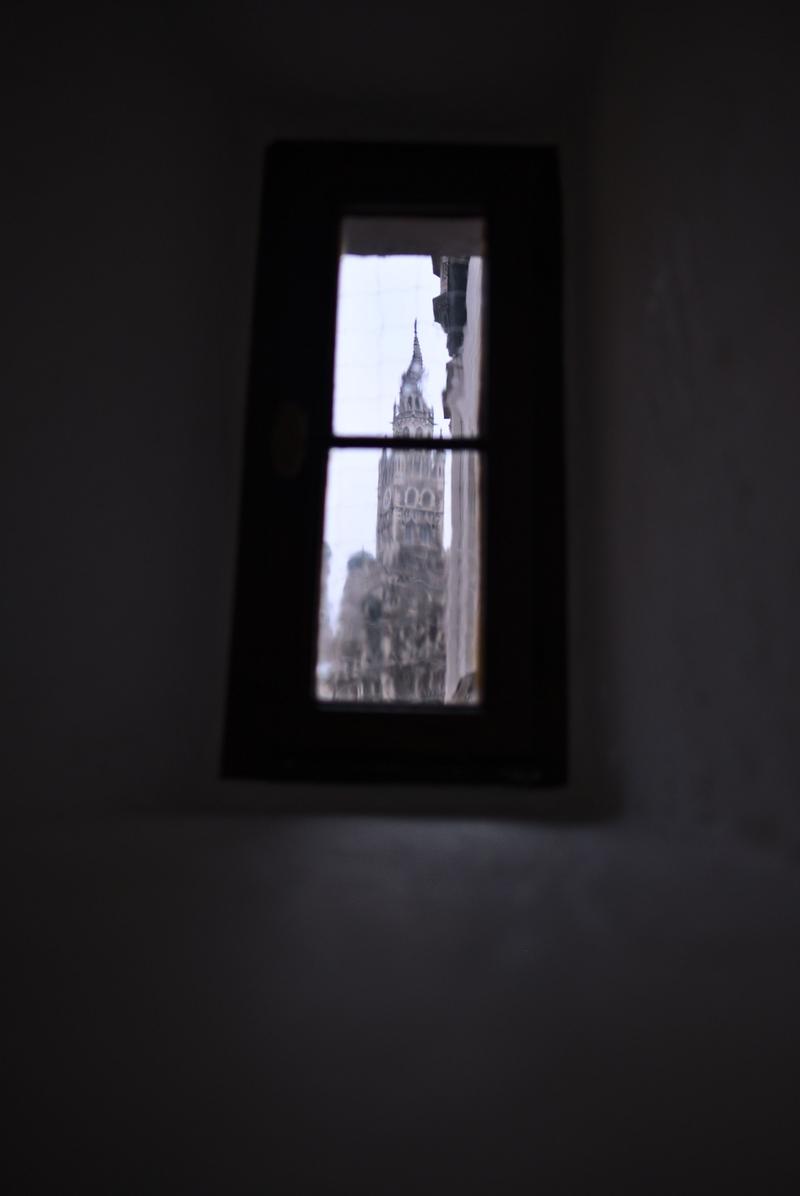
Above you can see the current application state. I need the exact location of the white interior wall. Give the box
[590,1,800,845]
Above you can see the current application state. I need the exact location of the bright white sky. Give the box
[332,254,450,437]
[323,255,452,625]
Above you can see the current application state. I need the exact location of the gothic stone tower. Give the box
[375,324,447,701]
[330,326,447,703]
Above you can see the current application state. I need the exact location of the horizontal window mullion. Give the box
[322,435,488,451]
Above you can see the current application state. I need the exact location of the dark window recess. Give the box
[223,141,566,788]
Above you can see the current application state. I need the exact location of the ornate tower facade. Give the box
[377,323,445,567]
[331,325,447,703]
[372,325,447,701]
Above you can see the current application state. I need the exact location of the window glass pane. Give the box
[333,218,486,439]
[316,448,483,705]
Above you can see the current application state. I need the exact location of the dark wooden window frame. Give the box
[223,142,566,788]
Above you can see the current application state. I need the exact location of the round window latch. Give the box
[270,402,308,478]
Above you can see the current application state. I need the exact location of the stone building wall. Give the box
[438,256,484,702]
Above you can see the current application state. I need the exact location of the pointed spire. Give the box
[394,320,432,431]
[408,319,423,378]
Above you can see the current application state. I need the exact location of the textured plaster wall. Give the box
[1,5,253,813]
[591,2,800,842]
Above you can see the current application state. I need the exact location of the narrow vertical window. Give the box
[224,143,566,790]
[316,218,485,706]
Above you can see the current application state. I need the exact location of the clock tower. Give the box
[330,325,447,703]
[377,322,446,568]
[373,324,447,701]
